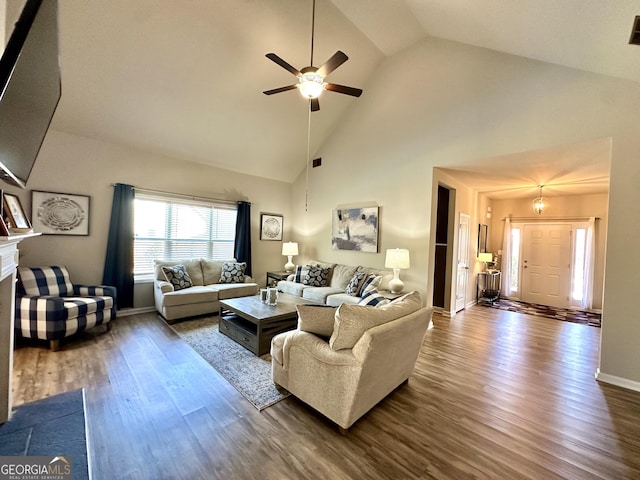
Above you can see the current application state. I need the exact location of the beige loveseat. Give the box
[277,261,392,306]
[153,258,258,323]
[271,291,432,430]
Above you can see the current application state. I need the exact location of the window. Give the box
[510,227,521,293]
[572,228,587,302]
[134,193,237,276]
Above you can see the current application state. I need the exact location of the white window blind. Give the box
[133,192,237,275]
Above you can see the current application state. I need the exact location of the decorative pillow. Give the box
[358,289,390,307]
[358,274,382,296]
[219,261,246,284]
[296,304,337,337]
[345,271,367,296]
[293,265,309,283]
[303,265,331,287]
[162,265,193,291]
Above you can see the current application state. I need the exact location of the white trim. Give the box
[595,369,640,393]
[117,306,156,317]
[433,306,453,318]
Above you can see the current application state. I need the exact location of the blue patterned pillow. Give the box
[219,262,246,284]
[358,289,390,307]
[303,265,330,287]
[162,264,193,291]
[345,271,367,296]
[293,265,308,283]
[358,274,382,296]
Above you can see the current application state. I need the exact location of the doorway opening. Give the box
[433,184,456,312]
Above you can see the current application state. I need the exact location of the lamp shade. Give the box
[385,248,410,269]
[478,252,493,263]
[282,242,299,256]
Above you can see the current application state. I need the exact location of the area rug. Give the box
[171,316,289,411]
[0,389,89,479]
[480,298,601,327]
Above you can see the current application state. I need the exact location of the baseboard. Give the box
[117,306,156,317]
[433,306,452,318]
[595,369,640,393]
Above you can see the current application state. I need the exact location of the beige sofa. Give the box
[153,258,258,323]
[277,261,392,306]
[271,291,432,430]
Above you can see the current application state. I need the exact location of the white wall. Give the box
[4,129,293,307]
[290,37,640,385]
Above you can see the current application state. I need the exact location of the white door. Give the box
[455,213,470,312]
[521,224,571,308]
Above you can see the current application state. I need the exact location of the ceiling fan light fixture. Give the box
[297,72,324,99]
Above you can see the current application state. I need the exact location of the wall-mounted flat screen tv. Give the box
[0,0,60,188]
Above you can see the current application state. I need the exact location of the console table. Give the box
[0,232,40,423]
[477,270,501,304]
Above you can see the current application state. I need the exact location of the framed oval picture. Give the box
[31,190,90,235]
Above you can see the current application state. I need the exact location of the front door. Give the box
[521,224,571,308]
[455,213,470,312]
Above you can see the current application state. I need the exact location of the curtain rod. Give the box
[111,183,246,206]
[502,216,599,222]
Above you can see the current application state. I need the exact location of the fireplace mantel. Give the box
[0,232,40,423]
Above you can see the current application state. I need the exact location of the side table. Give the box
[378,290,407,300]
[266,270,290,287]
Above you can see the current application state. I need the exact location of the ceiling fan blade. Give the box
[324,83,363,97]
[310,98,320,112]
[265,53,301,77]
[317,50,348,78]
[263,85,298,95]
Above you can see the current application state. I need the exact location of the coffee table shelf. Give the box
[219,293,313,356]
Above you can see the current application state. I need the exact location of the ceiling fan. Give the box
[262,0,363,112]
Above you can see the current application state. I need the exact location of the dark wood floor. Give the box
[11,306,640,479]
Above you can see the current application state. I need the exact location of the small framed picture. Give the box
[3,193,31,230]
[31,190,90,235]
[260,213,283,241]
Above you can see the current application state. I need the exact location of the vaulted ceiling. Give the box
[9,0,640,193]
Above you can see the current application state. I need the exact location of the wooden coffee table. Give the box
[219,293,314,356]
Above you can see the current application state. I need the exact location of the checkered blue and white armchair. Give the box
[15,266,117,351]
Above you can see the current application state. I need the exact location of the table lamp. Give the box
[282,242,299,273]
[385,248,410,294]
[478,252,493,271]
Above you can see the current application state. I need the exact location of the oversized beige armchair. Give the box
[271,291,432,430]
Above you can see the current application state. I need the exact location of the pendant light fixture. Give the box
[532,185,545,215]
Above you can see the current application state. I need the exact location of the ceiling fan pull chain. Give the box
[305,101,312,212]
[310,0,316,66]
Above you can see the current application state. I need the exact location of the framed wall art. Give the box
[331,206,379,252]
[3,192,32,231]
[478,224,488,253]
[31,190,90,235]
[260,213,283,241]
[0,191,10,236]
